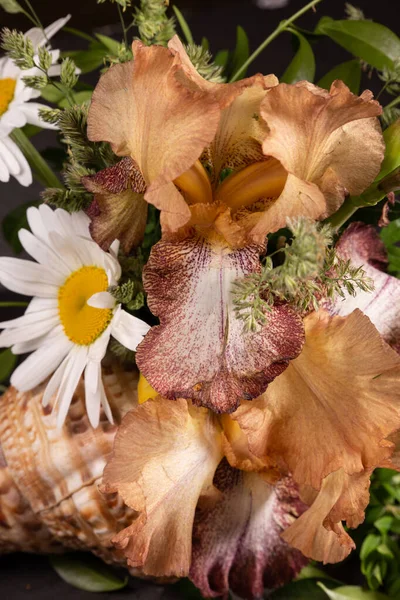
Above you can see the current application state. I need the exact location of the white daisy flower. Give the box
[0,205,150,428]
[0,15,71,186]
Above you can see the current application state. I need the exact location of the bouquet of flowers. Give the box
[0,0,399,598]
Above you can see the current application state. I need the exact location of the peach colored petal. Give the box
[87,42,221,232]
[329,222,400,351]
[235,309,400,489]
[136,236,305,413]
[281,469,370,564]
[251,81,384,235]
[83,157,147,253]
[190,461,307,599]
[102,397,223,577]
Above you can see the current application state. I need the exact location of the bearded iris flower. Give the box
[86,35,384,414]
[82,36,400,598]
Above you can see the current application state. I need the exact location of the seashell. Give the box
[0,363,138,567]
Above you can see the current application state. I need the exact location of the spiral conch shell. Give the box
[0,363,138,566]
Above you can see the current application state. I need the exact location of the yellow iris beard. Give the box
[138,373,158,404]
[0,78,16,117]
[58,266,113,346]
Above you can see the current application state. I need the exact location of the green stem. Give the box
[385,95,400,111]
[10,129,63,189]
[117,3,128,48]
[230,0,323,82]
[324,198,359,231]
[0,301,29,308]
[23,0,44,30]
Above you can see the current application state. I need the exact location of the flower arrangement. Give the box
[0,0,399,598]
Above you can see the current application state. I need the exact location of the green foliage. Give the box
[50,553,128,592]
[110,279,145,311]
[134,0,176,46]
[352,469,400,597]
[60,56,79,89]
[172,5,193,45]
[233,218,373,332]
[185,43,225,83]
[317,60,361,95]
[0,349,17,385]
[0,0,23,14]
[380,218,400,277]
[281,29,315,84]
[0,28,34,68]
[2,200,38,254]
[314,17,400,71]
[97,0,131,9]
[230,26,250,79]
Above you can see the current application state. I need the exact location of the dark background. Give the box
[0,0,398,598]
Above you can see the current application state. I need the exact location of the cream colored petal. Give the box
[102,397,223,577]
[87,42,221,232]
[235,309,400,490]
[255,81,384,233]
[329,222,400,351]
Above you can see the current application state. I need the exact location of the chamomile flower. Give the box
[0,205,150,427]
[0,16,70,186]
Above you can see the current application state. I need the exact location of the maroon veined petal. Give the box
[330,222,400,350]
[189,460,307,599]
[135,236,305,413]
[83,157,147,253]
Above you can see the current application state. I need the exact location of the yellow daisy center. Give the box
[0,78,16,117]
[58,266,113,346]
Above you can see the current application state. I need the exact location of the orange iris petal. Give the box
[215,159,288,212]
[174,160,213,205]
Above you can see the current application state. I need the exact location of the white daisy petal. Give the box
[19,229,71,277]
[0,316,58,347]
[42,358,68,407]
[11,335,72,391]
[111,307,151,351]
[84,361,101,428]
[0,269,58,298]
[26,297,58,314]
[0,256,62,287]
[56,346,88,428]
[0,154,10,183]
[109,239,120,257]
[87,291,116,309]
[0,140,20,175]
[0,307,58,328]
[1,137,32,186]
[100,378,114,424]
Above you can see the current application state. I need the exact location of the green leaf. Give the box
[318,583,390,599]
[214,49,230,69]
[172,6,194,45]
[360,534,381,561]
[315,18,400,70]
[0,0,23,13]
[0,349,17,384]
[380,218,400,277]
[63,27,95,43]
[58,90,93,108]
[2,200,38,254]
[65,44,108,74]
[95,33,120,54]
[317,60,361,95]
[230,26,250,79]
[297,565,341,583]
[49,554,128,592]
[374,515,394,536]
[281,29,315,84]
[377,120,400,181]
[270,578,337,598]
